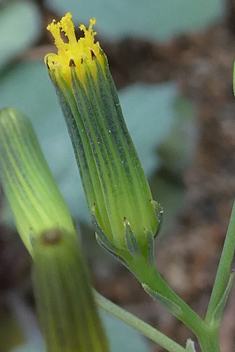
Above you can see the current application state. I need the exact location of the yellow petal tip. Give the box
[45,13,104,85]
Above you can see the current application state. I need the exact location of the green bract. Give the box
[46,13,162,264]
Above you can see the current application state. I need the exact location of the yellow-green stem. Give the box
[94,291,186,352]
[206,199,235,322]
[126,256,221,352]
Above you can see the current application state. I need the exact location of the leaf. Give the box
[0,0,41,70]
[48,0,224,40]
[210,271,234,328]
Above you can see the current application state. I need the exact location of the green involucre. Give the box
[0,107,75,254]
[0,107,110,352]
[46,53,162,262]
[33,228,110,352]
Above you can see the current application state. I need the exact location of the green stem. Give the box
[94,290,186,352]
[127,256,205,338]
[126,257,222,351]
[205,199,235,322]
[197,330,221,352]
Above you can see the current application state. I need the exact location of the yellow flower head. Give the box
[45,13,161,264]
[45,13,105,85]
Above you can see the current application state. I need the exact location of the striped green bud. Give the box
[0,107,75,254]
[33,228,110,352]
[45,13,162,264]
[0,107,110,351]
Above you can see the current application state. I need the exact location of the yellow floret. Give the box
[45,13,104,85]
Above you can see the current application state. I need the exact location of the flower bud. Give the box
[45,13,162,264]
[33,228,110,352]
[0,107,110,351]
[0,107,75,254]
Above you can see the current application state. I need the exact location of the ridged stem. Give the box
[94,291,186,352]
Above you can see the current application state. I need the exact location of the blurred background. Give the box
[0,0,235,351]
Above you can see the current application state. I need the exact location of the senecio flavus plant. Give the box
[44,13,235,352]
[0,108,110,352]
[45,12,163,267]
[0,11,235,352]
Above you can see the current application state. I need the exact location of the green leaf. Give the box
[48,0,224,40]
[209,271,234,328]
[0,0,41,70]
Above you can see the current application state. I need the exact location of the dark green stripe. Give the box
[50,71,100,208]
[95,61,153,227]
[0,109,62,223]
